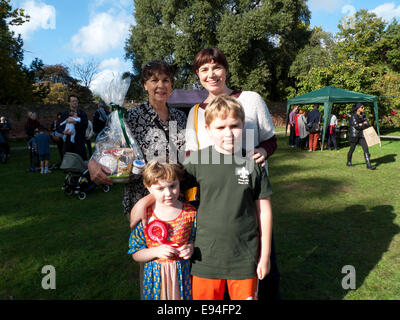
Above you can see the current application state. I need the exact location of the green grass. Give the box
[1,135,399,300]
[0,148,139,299]
[269,134,400,299]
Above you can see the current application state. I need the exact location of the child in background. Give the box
[128,161,197,300]
[35,126,52,174]
[27,128,40,172]
[60,112,81,143]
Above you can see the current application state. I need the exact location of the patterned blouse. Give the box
[122,102,187,215]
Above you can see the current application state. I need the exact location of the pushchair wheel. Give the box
[78,192,87,200]
[102,185,111,193]
[64,187,73,196]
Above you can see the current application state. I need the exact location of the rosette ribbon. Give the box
[145,220,177,246]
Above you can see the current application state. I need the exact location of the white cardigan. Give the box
[185,91,275,152]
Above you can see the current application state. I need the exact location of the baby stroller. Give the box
[60,152,111,200]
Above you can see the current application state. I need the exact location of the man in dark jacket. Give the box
[60,95,88,160]
[307,104,322,152]
[347,103,376,170]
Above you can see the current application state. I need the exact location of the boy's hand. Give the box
[257,257,271,280]
[176,243,194,260]
[155,245,178,260]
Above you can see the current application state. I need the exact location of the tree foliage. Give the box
[125,0,311,101]
[0,0,33,104]
[290,9,400,121]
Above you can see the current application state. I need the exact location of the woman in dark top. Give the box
[347,103,376,170]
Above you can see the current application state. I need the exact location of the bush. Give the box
[381,109,400,128]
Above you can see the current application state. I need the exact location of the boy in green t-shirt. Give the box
[130,95,273,300]
[183,95,272,300]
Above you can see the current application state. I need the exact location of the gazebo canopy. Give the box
[168,89,208,105]
[286,86,379,150]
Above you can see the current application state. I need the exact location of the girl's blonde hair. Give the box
[204,94,245,126]
[142,160,185,188]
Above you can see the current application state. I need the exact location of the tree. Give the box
[289,27,335,79]
[0,0,33,104]
[384,20,400,72]
[335,10,390,67]
[70,58,100,88]
[125,0,311,101]
[30,63,94,104]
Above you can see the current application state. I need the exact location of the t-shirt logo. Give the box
[236,167,250,185]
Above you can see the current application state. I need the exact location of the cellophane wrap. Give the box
[91,74,144,183]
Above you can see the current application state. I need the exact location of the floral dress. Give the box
[128,203,197,300]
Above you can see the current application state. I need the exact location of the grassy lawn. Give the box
[1,134,399,300]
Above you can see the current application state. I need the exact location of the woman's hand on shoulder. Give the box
[250,148,267,167]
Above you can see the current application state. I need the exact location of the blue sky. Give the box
[8,0,400,93]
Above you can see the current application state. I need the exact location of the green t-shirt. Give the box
[183,146,272,279]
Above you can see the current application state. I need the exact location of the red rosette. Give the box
[146,220,176,246]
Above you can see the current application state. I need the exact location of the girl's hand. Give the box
[250,148,267,167]
[257,257,271,280]
[155,245,179,260]
[176,243,194,260]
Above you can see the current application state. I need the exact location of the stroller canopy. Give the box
[60,152,88,173]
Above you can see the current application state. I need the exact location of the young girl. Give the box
[128,160,197,300]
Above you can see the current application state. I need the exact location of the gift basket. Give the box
[92,74,145,183]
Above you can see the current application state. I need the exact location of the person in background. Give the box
[85,119,94,158]
[25,112,40,140]
[27,128,40,172]
[288,105,298,147]
[347,103,376,170]
[93,101,109,138]
[327,113,338,150]
[35,126,52,174]
[59,95,88,160]
[0,116,11,160]
[307,104,322,152]
[51,112,64,168]
[295,109,308,150]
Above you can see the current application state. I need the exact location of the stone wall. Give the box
[0,101,287,140]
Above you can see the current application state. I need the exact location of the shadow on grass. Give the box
[372,154,397,167]
[277,204,399,299]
